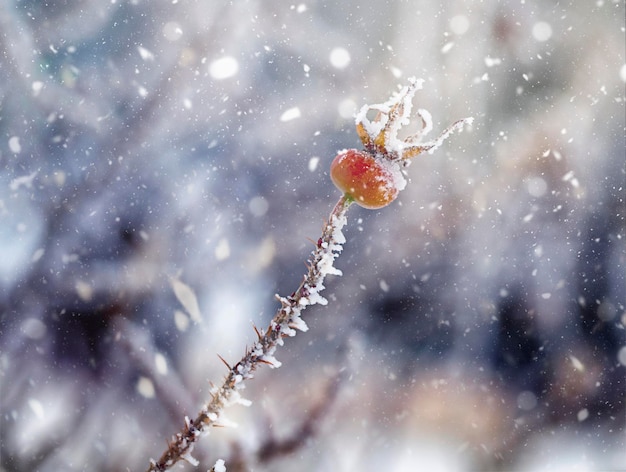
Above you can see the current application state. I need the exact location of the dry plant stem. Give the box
[146,194,353,472]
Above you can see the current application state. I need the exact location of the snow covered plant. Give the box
[145,78,472,472]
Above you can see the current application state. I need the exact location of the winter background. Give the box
[1,1,625,471]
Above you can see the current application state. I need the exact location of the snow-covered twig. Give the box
[146,195,352,472]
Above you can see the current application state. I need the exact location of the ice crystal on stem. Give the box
[146,196,351,472]
[145,80,470,471]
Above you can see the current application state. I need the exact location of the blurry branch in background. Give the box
[223,361,347,472]
[145,80,472,472]
[115,317,197,423]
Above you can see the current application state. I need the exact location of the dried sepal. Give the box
[333,78,472,210]
[354,77,471,163]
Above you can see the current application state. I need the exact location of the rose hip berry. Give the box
[330,149,399,209]
[330,78,472,210]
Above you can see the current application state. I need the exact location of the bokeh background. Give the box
[1,1,624,471]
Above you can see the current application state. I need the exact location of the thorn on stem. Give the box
[217,355,231,370]
[253,324,263,340]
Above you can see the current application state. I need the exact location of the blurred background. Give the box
[1,1,624,471]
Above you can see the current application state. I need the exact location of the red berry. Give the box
[330,149,402,209]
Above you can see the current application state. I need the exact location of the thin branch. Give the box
[115,317,196,422]
[146,194,353,472]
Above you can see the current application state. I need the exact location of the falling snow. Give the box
[279,107,301,122]
[1,2,623,472]
[170,277,203,323]
[209,56,239,80]
[329,47,351,69]
[8,136,21,153]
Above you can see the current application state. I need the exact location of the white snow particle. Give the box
[390,66,403,78]
[280,107,301,122]
[174,310,190,332]
[249,196,269,217]
[308,156,320,172]
[8,136,21,153]
[22,318,46,340]
[32,247,45,262]
[441,41,454,54]
[215,238,231,260]
[569,355,585,372]
[484,56,502,67]
[450,15,470,35]
[338,98,357,119]
[526,177,547,197]
[32,81,44,96]
[329,47,351,69]
[137,46,155,61]
[75,280,93,302]
[28,398,45,419]
[163,22,183,41]
[209,56,239,80]
[618,346,626,367]
[137,376,155,398]
[532,22,553,42]
[155,352,168,375]
[170,277,203,322]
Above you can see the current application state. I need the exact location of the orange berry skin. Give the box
[330,149,399,209]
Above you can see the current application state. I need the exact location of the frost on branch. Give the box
[145,196,351,472]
